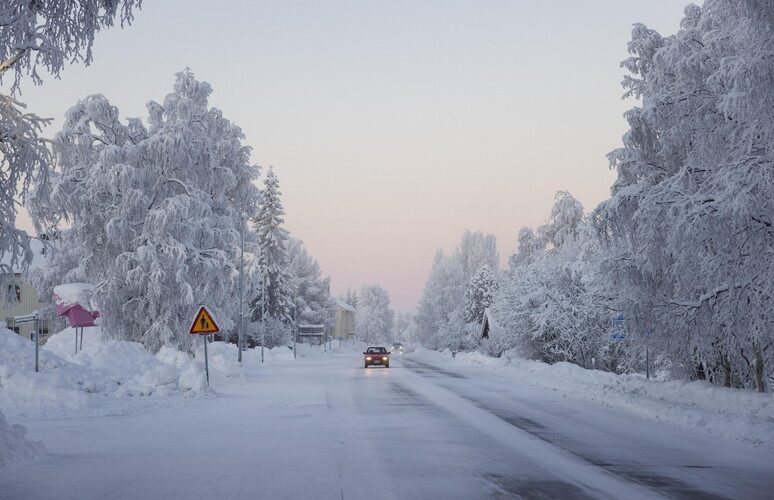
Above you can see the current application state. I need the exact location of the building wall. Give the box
[333,306,354,340]
[2,274,49,337]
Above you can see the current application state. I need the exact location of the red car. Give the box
[364,346,390,368]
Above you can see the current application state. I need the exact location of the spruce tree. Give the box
[252,167,294,324]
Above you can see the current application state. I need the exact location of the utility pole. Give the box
[237,217,245,364]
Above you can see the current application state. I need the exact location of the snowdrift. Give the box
[407,348,774,450]
[0,327,295,416]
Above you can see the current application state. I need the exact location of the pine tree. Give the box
[251,167,294,325]
[287,237,334,326]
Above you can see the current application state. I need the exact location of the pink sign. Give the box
[53,284,100,328]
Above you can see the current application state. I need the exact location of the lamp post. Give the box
[261,271,266,363]
[237,217,245,364]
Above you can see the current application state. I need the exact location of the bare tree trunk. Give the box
[721,353,732,388]
[753,348,767,393]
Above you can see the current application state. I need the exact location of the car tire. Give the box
[385,364,390,368]
[364,364,368,368]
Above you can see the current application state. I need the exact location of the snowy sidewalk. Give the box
[406,348,774,451]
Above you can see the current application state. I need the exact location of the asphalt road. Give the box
[2,347,772,499]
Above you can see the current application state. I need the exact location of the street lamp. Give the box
[237,216,245,364]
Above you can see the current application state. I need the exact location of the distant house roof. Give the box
[0,238,47,272]
[336,300,355,312]
[480,308,502,339]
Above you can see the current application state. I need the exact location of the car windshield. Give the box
[367,347,386,354]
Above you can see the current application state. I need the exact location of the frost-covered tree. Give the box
[415,230,498,348]
[507,227,542,271]
[0,0,140,91]
[540,191,584,250]
[493,192,614,368]
[393,312,414,342]
[464,265,497,324]
[415,249,464,346]
[455,229,499,283]
[355,285,394,344]
[0,96,50,286]
[594,0,774,391]
[287,237,334,327]
[29,70,260,352]
[0,0,140,286]
[342,288,358,309]
[250,167,294,324]
[249,314,292,349]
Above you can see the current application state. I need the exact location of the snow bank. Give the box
[1,326,296,416]
[408,348,774,450]
[1,328,207,414]
[0,409,43,468]
[0,328,104,412]
[44,327,182,398]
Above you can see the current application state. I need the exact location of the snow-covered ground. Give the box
[1,335,773,499]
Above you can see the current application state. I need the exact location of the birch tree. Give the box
[30,70,260,352]
[0,0,141,287]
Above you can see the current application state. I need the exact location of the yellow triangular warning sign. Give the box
[190,306,220,334]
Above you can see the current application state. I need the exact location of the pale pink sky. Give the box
[12,1,692,311]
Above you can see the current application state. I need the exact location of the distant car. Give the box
[391,342,404,353]
[364,346,390,368]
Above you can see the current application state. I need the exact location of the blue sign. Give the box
[611,313,626,341]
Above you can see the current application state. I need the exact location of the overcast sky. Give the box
[13,0,694,311]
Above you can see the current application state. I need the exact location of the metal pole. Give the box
[34,318,39,373]
[80,326,84,351]
[204,334,210,386]
[75,326,78,354]
[292,308,297,359]
[261,272,265,363]
[237,217,245,363]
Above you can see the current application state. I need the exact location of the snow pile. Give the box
[1,327,209,413]
[408,348,774,449]
[44,327,181,398]
[0,409,44,469]
[0,328,104,412]
[1,325,300,415]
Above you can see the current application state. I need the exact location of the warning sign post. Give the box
[190,306,220,385]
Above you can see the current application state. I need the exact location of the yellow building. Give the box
[332,300,355,340]
[1,239,50,338]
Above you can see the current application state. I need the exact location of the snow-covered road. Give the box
[2,346,772,499]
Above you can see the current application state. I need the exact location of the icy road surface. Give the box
[2,347,773,499]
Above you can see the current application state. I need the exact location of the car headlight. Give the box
[382,356,388,360]
[366,356,372,361]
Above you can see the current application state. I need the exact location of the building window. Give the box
[6,284,21,303]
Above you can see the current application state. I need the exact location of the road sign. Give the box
[190,306,220,334]
[14,314,37,324]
